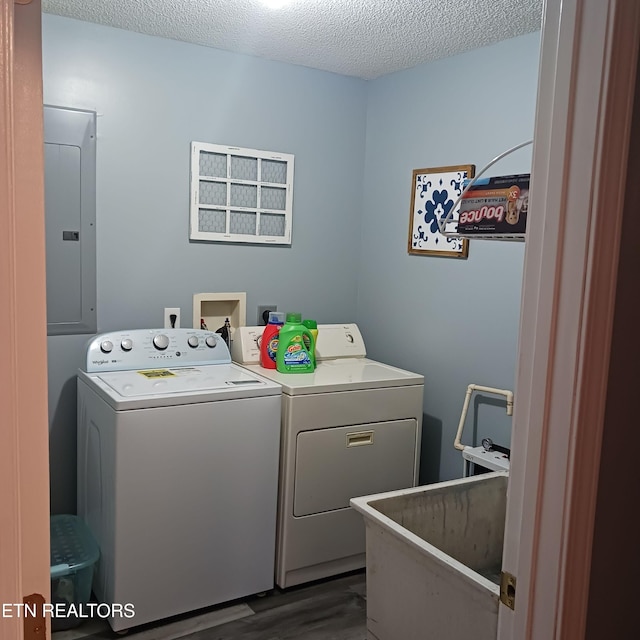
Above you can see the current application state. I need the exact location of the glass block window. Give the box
[261,213,287,237]
[230,184,257,208]
[230,156,258,181]
[230,211,257,235]
[199,181,226,206]
[199,209,226,234]
[262,186,286,210]
[199,152,227,178]
[190,142,294,245]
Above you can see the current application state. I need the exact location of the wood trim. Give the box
[558,3,640,636]
[497,0,574,631]
[12,0,50,596]
[1,0,50,637]
[498,1,640,638]
[584,71,640,637]
[0,0,24,634]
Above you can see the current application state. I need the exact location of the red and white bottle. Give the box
[259,312,285,369]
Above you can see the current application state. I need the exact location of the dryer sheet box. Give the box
[457,174,530,236]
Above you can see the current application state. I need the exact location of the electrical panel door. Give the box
[44,106,96,335]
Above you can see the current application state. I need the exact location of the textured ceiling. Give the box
[41,0,543,80]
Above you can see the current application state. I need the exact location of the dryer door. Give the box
[293,419,417,517]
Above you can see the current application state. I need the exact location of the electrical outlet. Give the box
[164,307,181,329]
[257,304,277,326]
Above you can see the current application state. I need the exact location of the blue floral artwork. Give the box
[408,165,474,258]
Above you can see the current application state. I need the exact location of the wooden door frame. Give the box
[498,0,640,638]
[0,0,51,638]
[2,2,639,640]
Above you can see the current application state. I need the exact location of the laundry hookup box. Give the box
[457,174,530,236]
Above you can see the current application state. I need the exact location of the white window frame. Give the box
[190,141,294,245]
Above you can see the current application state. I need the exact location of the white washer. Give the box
[232,323,424,588]
[77,328,282,632]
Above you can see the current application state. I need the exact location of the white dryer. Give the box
[77,328,281,632]
[232,323,424,588]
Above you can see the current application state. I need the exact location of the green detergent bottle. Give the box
[302,319,318,367]
[276,313,315,373]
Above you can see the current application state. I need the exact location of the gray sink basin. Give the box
[350,471,508,640]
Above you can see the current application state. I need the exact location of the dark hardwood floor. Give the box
[189,572,367,640]
[54,571,367,640]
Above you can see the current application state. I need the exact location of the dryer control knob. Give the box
[100,340,113,354]
[205,335,217,348]
[121,338,133,352]
[153,334,170,350]
[187,336,199,348]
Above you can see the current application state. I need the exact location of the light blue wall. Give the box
[43,14,368,513]
[42,15,367,329]
[358,32,541,482]
[43,13,541,512]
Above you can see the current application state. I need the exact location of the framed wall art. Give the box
[408,164,475,258]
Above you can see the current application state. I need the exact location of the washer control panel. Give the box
[84,329,231,372]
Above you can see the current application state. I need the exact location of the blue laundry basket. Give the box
[50,514,100,631]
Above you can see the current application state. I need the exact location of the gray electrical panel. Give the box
[44,106,96,335]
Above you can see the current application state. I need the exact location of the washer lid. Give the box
[98,364,272,396]
[241,358,423,395]
[79,363,281,409]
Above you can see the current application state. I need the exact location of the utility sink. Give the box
[350,471,508,640]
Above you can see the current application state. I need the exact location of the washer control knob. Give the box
[100,340,113,354]
[121,338,133,352]
[187,336,199,348]
[205,335,217,348]
[153,334,170,351]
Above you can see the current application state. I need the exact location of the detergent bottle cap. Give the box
[286,312,302,323]
[302,319,317,330]
[268,311,286,325]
